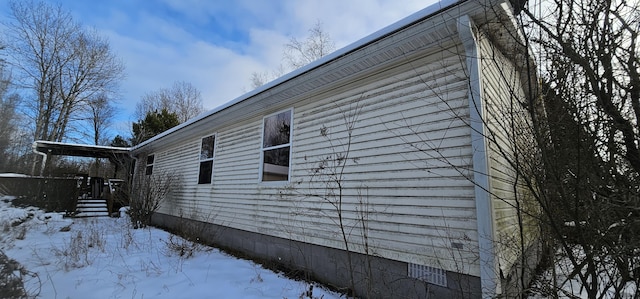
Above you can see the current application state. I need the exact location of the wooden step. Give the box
[75,211,109,217]
[75,198,109,217]
[76,203,107,208]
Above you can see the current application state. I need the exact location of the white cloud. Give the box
[0,0,443,143]
[105,27,291,119]
[10,0,439,132]
[282,0,437,48]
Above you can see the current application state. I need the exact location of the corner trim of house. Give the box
[457,14,497,298]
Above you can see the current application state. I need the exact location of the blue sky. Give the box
[0,0,436,137]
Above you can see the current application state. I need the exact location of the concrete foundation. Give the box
[152,212,482,299]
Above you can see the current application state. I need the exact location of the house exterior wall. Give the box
[289,47,480,273]
[141,42,482,274]
[130,36,490,298]
[477,29,541,294]
[129,3,536,297]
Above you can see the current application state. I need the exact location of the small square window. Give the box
[145,154,154,175]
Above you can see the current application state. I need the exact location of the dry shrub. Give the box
[0,249,40,299]
[53,222,105,270]
[128,171,181,228]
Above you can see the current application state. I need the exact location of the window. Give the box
[261,110,292,181]
[130,159,136,176]
[145,154,154,175]
[198,135,216,184]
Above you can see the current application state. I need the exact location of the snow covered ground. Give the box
[0,196,341,299]
[527,247,638,299]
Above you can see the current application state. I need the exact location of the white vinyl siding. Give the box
[289,50,478,274]
[478,33,538,275]
[152,141,200,216]
[144,43,481,276]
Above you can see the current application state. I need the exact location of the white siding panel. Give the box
[479,33,539,276]
[149,45,480,275]
[288,52,479,275]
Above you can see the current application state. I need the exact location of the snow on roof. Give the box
[32,140,131,158]
[0,173,30,178]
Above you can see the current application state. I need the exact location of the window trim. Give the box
[130,159,136,176]
[145,154,155,175]
[259,108,293,183]
[197,134,216,185]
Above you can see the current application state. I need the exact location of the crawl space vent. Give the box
[408,263,447,287]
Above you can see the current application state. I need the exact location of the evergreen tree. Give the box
[110,135,131,148]
[131,109,179,145]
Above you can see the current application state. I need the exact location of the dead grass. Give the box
[0,249,40,299]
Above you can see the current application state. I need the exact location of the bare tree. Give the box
[405,0,640,296]
[283,20,336,70]
[3,1,124,175]
[4,1,124,144]
[250,20,335,89]
[77,93,117,177]
[135,81,204,123]
[513,0,640,297]
[278,101,371,297]
[523,0,639,174]
[249,66,285,90]
[80,93,116,146]
[0,64,13,141]
[368,0,632,295]
[0,61,21,172]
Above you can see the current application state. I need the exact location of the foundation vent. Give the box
[408,263,448,287]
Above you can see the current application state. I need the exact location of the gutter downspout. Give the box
[31,142,48,176]
[457,15,497,298]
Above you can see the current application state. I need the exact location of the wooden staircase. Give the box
[75,198,109,217]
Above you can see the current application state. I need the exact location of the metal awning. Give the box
[32,140,131,159]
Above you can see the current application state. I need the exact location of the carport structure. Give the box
[32,140,131,176]
[31,140,133,217]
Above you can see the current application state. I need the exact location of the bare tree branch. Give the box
[135,81,204,123]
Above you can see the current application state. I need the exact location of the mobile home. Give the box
[130,0,539,297]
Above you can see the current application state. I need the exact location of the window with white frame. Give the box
[145,154,154,175]
[261,110,292,181]
[198,135,216,184]
[130,159,136,176]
